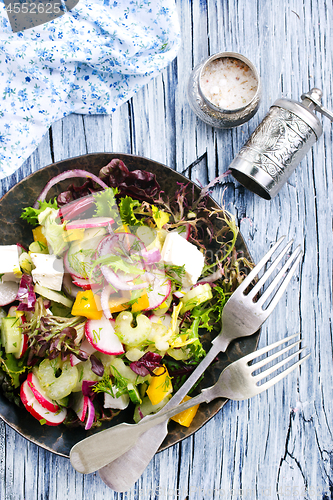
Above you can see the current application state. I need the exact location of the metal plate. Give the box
[0,153,260,457]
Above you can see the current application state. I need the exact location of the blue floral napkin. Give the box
[0,0,180,179]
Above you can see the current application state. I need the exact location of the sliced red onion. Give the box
[100,266,147,291]
[98,233,147,291]
[16,243,28,255]
[58,195,95,221]
[141,248,161,265]
[16,275,36,311]
[85,397,95,430]
[34,170,108,208]
[66,217,114,230]
[198,268,224,284]
[137,406,144,420]
[100,284,113,319]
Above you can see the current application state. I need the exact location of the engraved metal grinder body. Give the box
[229,88,333,199]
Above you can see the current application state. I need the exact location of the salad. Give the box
[0,159,252,430]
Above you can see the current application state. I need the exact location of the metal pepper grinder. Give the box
[229,88,333,199]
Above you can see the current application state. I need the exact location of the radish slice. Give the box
[144,274,171,311]
[85,397,95,430]
[66,217,114,230]
[27,372,59,412]
[85,316,124,355]
[70,339,96,366]
[34,169,108,208]
[62,273,81,298]
[65,231,105,280]
[20,380,67,426]
[71,392,89,422]
[14,331,28,359]
[0,281,19,306]
[71,276,100,290]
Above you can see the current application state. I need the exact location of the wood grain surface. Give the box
[0,0,332,499]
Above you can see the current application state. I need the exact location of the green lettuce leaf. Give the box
[21,199,58,226]
[118,196,144,227]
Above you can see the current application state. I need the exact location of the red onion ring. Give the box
[100,284,113,319]
[34,170,108,208]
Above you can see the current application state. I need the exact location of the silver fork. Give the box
[94,236,303,490]
[70,236,302,478]
[70,334,309,476]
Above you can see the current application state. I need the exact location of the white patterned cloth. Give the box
[0,0,180,179]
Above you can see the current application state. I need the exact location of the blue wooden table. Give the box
[1,1,332,499]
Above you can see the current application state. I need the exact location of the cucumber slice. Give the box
[34,284,73,308]
[180,283,213,313]
[0,317,23,355]
[72,360,102,392]
[110,357,148,385]
[133,394,171,423]
[127,383,142,404]
[29,241,49,254]
[135,226,157,247]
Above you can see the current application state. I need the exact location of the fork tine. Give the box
[250,338,302,372]
[239,333,300,364]
[258,246,303,313]
[233,236,286,295]
[255,353,310,393]
[253,346,306,381]
[247,239,293,300]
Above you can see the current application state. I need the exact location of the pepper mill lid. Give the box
[229,87,333,199]
[274,88,333,138]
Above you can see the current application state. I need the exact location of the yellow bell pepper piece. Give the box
[171,395,199,427]
[63,228,85,242]
[109,296,130,313]
[71,289,102,320]
[152,206,170,229]
[170,334,196,348]
[132,292,149,312]
[32,226,48,246]
[114,224,130,233]
[146,365,173,406]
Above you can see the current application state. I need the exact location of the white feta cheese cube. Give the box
[161,232,204,287]
[0,245,22,283]
[30,253,64,291]
[104,389,130,410]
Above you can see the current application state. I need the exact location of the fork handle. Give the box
[161,339,222,411]
[70,389,214,475]
[70,337,223,475]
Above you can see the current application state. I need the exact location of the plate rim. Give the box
[0,152,259,457]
